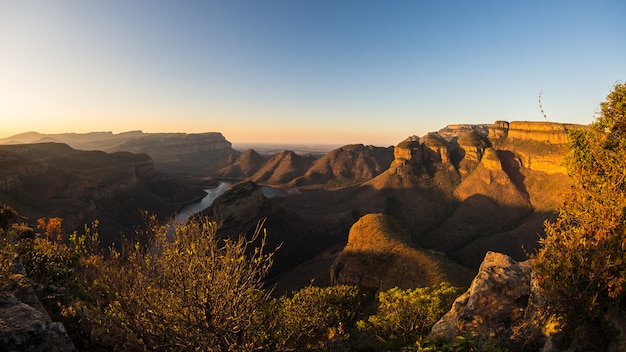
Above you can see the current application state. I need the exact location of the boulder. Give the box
[0,257,75,351]
[429,251,537,349]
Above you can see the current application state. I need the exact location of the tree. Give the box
[90,216,278,351]
[534,82,626,348]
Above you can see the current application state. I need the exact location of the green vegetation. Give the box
[274,285,368,350]
[534,82,626,349]
[91,216,277,351]
[357,283,464,350]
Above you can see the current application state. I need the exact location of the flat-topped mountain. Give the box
[0,131,237,176]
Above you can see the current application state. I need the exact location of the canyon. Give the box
[0,120,580,290]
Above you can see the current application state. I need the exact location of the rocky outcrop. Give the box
[438,124,491,141]
[390,134,452,177]
[422,133,451,164]
[331,214,474,291]
[456,131,491,177]
[1,257,75,351]
[488,120,510,139]
[429,252,538,350]
[457,131,490,164]
[203,181,266,233]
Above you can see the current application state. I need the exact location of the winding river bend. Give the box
[173,181,292,224]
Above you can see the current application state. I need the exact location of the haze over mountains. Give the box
[0,120,580,291]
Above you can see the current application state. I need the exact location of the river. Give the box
[172,181,293,223]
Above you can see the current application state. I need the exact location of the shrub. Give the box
[534,82,626,349]
[358,282,464,349]
[90,216,278,351]
[273,285,368,350]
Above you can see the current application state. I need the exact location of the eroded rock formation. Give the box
[331,213,474,291]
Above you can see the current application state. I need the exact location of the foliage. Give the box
[534,82,626,348]
[0,204,29,286]
[404,336,508,352]
[0,231,12,287]
[90,216,278,351]
[273,285,368,350]
[36,217,64,241]
[358,282,464,349]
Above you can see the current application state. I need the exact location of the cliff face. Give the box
[0,131,238,176]
[391,120,578,177]
[489,120,582,174]
[0,143,205,245]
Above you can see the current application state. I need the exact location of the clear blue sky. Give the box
[1,0,624,145]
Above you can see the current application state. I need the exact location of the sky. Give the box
[1,1,625,146]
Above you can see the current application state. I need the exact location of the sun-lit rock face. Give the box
[488,120,510,139]
[489,120,579,145]
[429,252,537,351]
[422,133,451,164]
[480,147,502,171]
[507,121,571,144]
[393,139,423,165]
[487,120,583,175]
[458,131,490,163]
[438,124,491,141]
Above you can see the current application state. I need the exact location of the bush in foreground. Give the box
[357,282,464,350]
[534,82,626,350]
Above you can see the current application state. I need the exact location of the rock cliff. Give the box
[0,143,205,246]
[429,252,538,350]
[430,251,626,351]
[1,257,75,351]
[489,120,582,174]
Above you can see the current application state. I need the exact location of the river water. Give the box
[173,181,292,223]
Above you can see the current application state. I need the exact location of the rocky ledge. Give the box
[0,257,75,351]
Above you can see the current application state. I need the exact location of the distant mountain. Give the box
[215,144,394,188]
[290,144,394,188]
[0,131,238,177]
